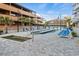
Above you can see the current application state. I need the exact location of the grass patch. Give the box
[2,35,32,42]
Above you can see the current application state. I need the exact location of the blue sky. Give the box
[19,3,72,21]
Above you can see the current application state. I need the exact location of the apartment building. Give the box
[48,19,66,26]
[0,3,44,32]
[72,3,79,35]
[73,3,79,27]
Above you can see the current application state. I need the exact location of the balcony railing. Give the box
[0,3,36,18]
[73,4,79,11]
[0,14,18,21]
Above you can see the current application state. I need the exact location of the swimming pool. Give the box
[31,29,56,34]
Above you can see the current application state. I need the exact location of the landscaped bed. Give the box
[2,35,32,42]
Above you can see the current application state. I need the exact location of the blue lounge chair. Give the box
[58,28,71,37]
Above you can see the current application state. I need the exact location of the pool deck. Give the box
[0,30,79,56]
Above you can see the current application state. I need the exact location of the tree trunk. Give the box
[29,25,32,30]
[17,23,19,32]
[29,22,32,31]
[37,25,39,30]
[23,24,25,32]
[5,25,8,34]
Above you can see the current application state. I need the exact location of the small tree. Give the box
[0,16,6,24]
[28,18,36,30]
[24,17,31,31]
[0,16,4,34]
[0,16,13,34]
[18,17,26,32]
[44,21,49,29]
[18,17,35,31]
[4,17,13,34]
[65,17,72,27]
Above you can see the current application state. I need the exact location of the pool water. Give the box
[31,29,56,34]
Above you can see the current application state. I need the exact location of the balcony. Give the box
[0,3,35,18]
[0,14,18,21]
[73,10,77,14]
[72,16,79,23]
[73,4,79,11]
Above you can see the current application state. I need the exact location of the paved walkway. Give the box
[0,31,79,56]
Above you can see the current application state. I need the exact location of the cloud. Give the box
[39,13,72,21]
[39,13,58,21]
[36,13,41,17]
[36,3,72,21]
[62,14,69,17]
[47,10,60,15]
[47,11,54,14]
[38,4,48,10]
[61,14,72,18]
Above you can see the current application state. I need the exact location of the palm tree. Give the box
[0,16,4,24]
[65,17,72,27]
[18,17,34,31]
[30,18,35,24]
[18,16,36,31]
[4,17,13,34]
[0,16,13,34]
[25,17,31,30]
[18,17,26,32]
[24,17,35,31]
[44,21,49,29]
[0,16,5,34]
[29,18,35,30]
[16,20,20,32]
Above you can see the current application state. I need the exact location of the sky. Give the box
[19,3,72,21]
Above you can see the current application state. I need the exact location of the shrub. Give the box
[71,31,77,37]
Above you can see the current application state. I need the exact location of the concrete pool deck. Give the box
[0,30,79,56]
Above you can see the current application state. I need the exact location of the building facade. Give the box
[73,3,79,27]
[0,3,44,33]
[72,3,79,35]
